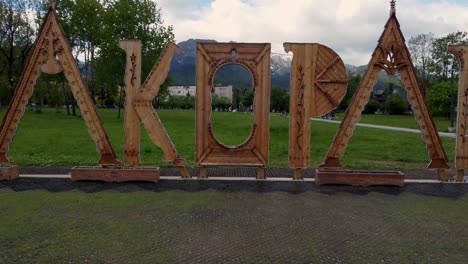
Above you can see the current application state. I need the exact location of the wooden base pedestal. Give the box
[293,168,303,180]
[456,169,465,182]
[0,165,19,181]
[315,169,404,187]
[198,167,266,179]
[71,166,160,183]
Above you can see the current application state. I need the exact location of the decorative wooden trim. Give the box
[320,3,449,180]
[71,166,160,183]
[120,41,190,178]
[195,43,271,170]
[448,45,468,182]
[0,7,120,165]
[0,166,19,181]
[285,43,347,174]
[315,169,404,187]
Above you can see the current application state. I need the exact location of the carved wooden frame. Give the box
[320,3,450,180]
[0,4,119,166]
[448,45,468,182]
[195,43,271,175]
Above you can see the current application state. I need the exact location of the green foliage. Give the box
[339,75,361,110]
[270,86,289,112]
[96,0,175,103]
[363,99,381,114]
[383,94,408,115]
[0,0,35,104]
[211,93,230,111]
[161,95,195,109]
[429,31,468,80]
[0,78,12,106]
[232,88,241,109]
[426,81,456,117]
[31,0,175,111]
[241,89,255,109]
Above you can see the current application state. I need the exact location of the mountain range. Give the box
[169,39,401,92]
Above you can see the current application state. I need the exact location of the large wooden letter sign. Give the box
[195,43,271,178]
[71,40,189,182]
[320,1,450,180]
[118,40,190,178]
[448,45,468,182]
[285,43,348,179]
[0,2,119,180]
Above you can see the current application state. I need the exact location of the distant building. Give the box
[168,86,196,96]
[213,85,233,102]
[168,85,233,102]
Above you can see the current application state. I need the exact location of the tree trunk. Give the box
[71,96,77,116]
[90,45,96,104]
[117,88,123,119]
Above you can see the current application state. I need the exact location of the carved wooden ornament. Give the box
[0,4,120,165]
[448,45,468,182]
[195,43,271,176]
[119,40,190,177]
[320,3,450,179]
[285,43,347,178]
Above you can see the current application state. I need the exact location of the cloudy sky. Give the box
[156,0,468,66]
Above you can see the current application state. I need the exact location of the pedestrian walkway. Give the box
[311,118,456,138]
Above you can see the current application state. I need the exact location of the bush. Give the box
[384,94,408,115]
[363,99,381,114]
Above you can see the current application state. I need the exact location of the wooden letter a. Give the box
[320,3,450,180]
[0,4,119,166]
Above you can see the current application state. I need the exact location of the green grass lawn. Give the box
[335,112,453,132]
[0,108,456,169]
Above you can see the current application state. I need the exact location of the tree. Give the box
[383,94,408,115]
[383,81,394,97]
[71,0,105,101]
[408,33,434,95]
[426,81,455,117]
[211,93,230,111]
[0,0,34,104]
[270,86,288,112]
[232,87,241,109]
[95,0,175,117]
[363,100,381,114]
[429,31,468,80]
[182,94,195,109]
[31,73,67,113]
[241,89,255,110]
[339,75,361,110]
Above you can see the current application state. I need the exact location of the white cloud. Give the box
[157,0,468,65]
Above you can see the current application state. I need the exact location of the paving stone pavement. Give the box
[1,177,467,263]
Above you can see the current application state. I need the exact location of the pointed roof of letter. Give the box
[48,0,56,11]
[390,0,396,16]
